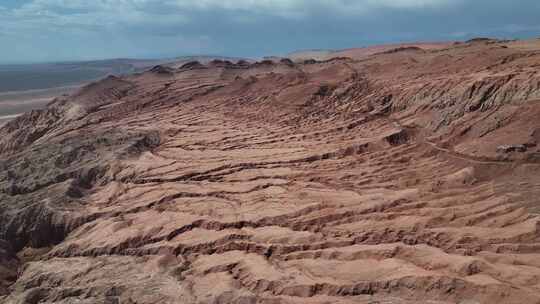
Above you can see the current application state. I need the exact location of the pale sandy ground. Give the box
[0,114,20,126]
[0,85,80,125]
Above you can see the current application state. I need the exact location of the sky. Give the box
[1,0,540,64]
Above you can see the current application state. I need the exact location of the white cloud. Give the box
[369,0,453,8]
[0,0,189,35]
[0,0,458,32]
[170,0,453,10]
[3,0,537,63]
[167,0,455,17]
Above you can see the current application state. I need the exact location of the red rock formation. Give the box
[2,39,540,303]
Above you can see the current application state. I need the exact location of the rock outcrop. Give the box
[2,39,540,304]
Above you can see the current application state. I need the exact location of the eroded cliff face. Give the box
[2,39,540,304]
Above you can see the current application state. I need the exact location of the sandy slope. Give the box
[0,85,80,126]
[0,114,21,127]
[1,39,540,303]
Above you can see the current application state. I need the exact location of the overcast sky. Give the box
[1,0,540,64]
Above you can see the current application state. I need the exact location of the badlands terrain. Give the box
[0,56,243,127]
[2,38,540,303]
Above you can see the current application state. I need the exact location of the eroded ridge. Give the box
[3,39,540,303]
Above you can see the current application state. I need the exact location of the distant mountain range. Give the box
[0,56,248,93]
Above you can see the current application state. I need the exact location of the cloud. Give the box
[371,0,453,8]
[0,0,539,63]
[166,0,457,18]
[171,0,454,10]
[7,0,457,24]
[0,0,459,35]
[11,0,188,27]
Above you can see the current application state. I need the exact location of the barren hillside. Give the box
[2,38,540,303]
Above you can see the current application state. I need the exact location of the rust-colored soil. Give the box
[2,38,540,303]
